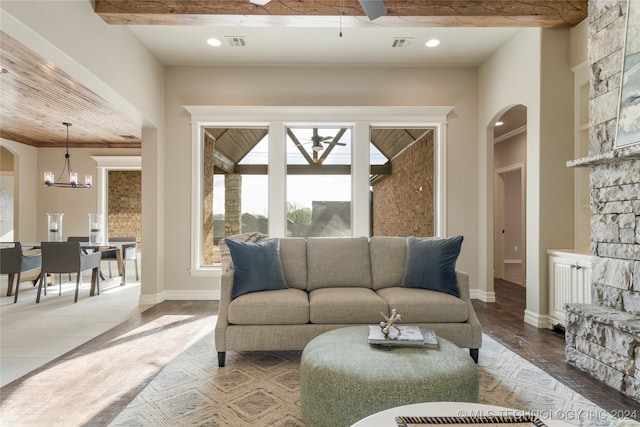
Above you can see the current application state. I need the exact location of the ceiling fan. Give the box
[249,0,388,21]
[298,129,347,152]
[358,0,387,20]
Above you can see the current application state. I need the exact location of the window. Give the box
[188,106,452,273]
[370,128,436,237]
[286,127,352,237]
[203,127,269,265]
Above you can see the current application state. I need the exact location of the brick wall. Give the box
[107,170,142,250]
[372,131,434,237]
[565,0,640,402]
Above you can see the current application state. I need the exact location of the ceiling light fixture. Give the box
[207,38,222,47]
[495,121,504,126]
[43,122,92,189]
[311,142,324,152]
[425,39,440,48]
[249,0,271,5]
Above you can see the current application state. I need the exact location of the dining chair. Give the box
[101,237,138,284]
[66,236,91,280]
[37,242,101,303]
[0,242,42,303]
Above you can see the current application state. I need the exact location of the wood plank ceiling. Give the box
[0,32,141,148]
[1,0,587,149]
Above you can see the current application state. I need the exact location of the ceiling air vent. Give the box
[392,38,413,48]
[225,36,247,47]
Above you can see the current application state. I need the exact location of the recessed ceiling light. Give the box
[249,0,271,5]
[207,38,222,47]
[495,121,504,126]
[425,39,440,48]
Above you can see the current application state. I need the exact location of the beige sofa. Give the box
[215,235,482,367]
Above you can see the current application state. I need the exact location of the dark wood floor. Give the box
[474,279,639,420]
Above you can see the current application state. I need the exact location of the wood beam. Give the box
[287,128,315,165]
[213,151,236,175]
[95,0,587,28]
[235,164,392,175]
[318,128,348,164]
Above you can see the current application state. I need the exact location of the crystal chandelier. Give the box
[43,122,92,188]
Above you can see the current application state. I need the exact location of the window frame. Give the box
[186,106,453,275]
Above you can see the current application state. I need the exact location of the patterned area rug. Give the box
[110,331,614,427]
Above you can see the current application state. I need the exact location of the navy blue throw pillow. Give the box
[225,238,288,298]
[400,235,463,298]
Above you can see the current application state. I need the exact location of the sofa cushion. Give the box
[279,238,307,290]
[226,238,288,298]
[306,237,372,291]
[370,236,407,290]
[376,287,468,323]
[401,235,463,298]
[228,288,309,325]
[309,288,388,324]
[219,232,269,273]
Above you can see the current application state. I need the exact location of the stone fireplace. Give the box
[565,0,640,402]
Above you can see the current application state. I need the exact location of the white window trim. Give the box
[185,106,453,275]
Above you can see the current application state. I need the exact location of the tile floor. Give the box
[0,267,149,387]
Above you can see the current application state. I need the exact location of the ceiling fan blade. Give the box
[359,0,387,21]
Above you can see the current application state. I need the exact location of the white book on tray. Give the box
[368,325,439,348]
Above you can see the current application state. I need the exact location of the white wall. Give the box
[503,169,523,260]
[165,65,480,295]
[495,133,527,169]
[0,139,38,243]
[494,132,527,272]
[479,28,575,326]
[36,147,141,240]
[569,19,588,69]
[535,29,575,322]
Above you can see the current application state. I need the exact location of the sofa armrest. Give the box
[456,271,482,351]
[215,269,233,353]
[455,271,471,301]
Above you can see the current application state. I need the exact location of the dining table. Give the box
[23,242,126,286]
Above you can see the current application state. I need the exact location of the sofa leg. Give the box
[218,352,226,367]
[470,348,479,364]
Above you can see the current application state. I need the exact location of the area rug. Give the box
[109,332,614,427]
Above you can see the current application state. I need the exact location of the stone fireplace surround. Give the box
[565,0,640,402]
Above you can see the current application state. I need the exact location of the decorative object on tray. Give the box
[368,325,439,348]
[380,308,403,337]
[395,414,547,426]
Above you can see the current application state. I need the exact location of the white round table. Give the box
[352,402,576,427]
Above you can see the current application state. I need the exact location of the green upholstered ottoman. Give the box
[300,326,479,427]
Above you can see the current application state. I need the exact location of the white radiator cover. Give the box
[547,250,592,328]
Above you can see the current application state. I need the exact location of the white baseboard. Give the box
[139,292,165,305]
[524,309,551,329]
[470,289,496,303]
[139,290,220,305]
